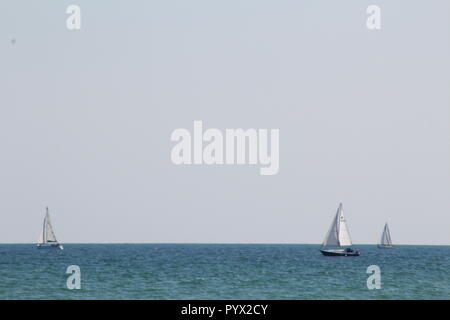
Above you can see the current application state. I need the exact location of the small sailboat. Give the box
[378,223,394,248]
[37,207,63,250]
[320,203,360,257]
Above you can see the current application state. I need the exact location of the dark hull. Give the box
[37,243,61,249]
[320,249,360,257]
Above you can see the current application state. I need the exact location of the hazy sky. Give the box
[1,1,449,244]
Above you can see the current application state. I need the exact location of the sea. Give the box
[0,244,448,300]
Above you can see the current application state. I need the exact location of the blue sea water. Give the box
[0,244,448,299]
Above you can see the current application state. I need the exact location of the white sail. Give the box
[37,228,44,244]
[380,223,393,246]
[322,209,340,247]
[38,208,58,245]
[337,205,352,246]
[322,203,353,247]
[44,211,57,242]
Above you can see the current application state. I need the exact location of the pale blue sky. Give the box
[0,1,449,244]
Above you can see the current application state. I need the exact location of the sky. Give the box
[0,1,449,244]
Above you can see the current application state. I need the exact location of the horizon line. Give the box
[1,242,449,246]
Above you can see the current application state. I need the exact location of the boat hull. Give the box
[37,243,61,249]
[320,249,360,257]
[377,245,394,249]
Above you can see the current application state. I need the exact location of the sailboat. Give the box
[320,203,360,256]
[378,223,394,248]
[37,207,63,250]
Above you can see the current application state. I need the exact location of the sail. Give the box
[44,211,57,242]
[37,228,44,244]
[386,224,392,245]
[380,223,392,246]
[322,203,352,247]
[38,208,58,244]
[337,205,352,246]
[322,209,340,246]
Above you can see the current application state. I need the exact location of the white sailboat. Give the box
[378,223,394,248]
[37,207,63,250]
[320,203,360,256]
